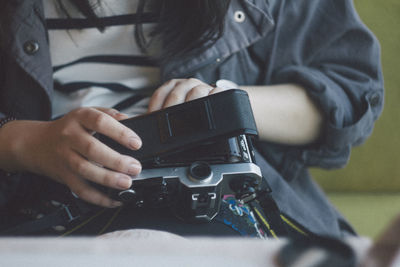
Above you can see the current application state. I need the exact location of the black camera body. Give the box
[96,89,263,222]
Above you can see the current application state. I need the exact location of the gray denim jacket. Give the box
[0,0,384,237]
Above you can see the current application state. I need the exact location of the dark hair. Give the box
[0,0,231,63]
[151,0,231,61]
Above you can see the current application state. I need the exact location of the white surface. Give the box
[0,230,375,267]
[0,230,286,267]
[44,0,160,118]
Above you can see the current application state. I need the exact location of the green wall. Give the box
[313,0,400,192]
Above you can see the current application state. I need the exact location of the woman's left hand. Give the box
[148,78,225,112]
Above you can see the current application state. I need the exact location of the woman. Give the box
[0,0,383,237]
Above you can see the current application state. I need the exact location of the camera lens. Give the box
[189,162,212,181]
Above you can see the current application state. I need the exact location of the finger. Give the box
[162,78,204,108]
[66,151,134,190]
[94,107,130,121]
[68,176,122,208]
[76,108,142,150]
[93,107,119,117]
[148,79,183,112]
[185,84,214,102]
[70,133,141,176]
[209,86,227,95]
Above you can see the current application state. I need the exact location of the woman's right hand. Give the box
[0,107,142,208]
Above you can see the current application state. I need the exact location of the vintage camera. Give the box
[96,89,263,222]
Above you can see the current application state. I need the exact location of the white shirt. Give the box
[44,0,160,118]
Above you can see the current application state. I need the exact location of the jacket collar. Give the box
[161,0,275,80]
[8,0,53,100]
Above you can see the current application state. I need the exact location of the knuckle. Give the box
[118,129,131,141]
[74,160,87,175]
[188,78,201,84]
[131,163,142,175]
[191,85,208,94]
[113,157,125,171]
[186,86,209,101]
[84,140,97,156]
[175,79,184,86]
[101,174,115,187]
[59,126,73,140]
[93,113,107,128]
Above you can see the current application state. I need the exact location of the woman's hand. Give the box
[148,78,225,112]
[0,107,142,208]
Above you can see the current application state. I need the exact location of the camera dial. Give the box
[189,162,212,182]
[118,189,137,202]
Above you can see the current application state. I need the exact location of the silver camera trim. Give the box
[129,162,262,193]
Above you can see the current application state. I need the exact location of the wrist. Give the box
[0,119,31,172]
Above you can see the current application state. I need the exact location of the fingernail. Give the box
[117,175,132,189]
[128,163,142,175]
[129,137,142,150]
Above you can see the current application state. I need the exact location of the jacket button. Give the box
[23,40,40,55]
[369,93,381,107]
[234,11,246,23]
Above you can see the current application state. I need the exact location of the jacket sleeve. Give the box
[269,0,384,169]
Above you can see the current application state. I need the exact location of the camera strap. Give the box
[2,180,289,238]
[244,178,289,238]
[2,205,79,236]
[0,194,97,236]
[250,194,288,238]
